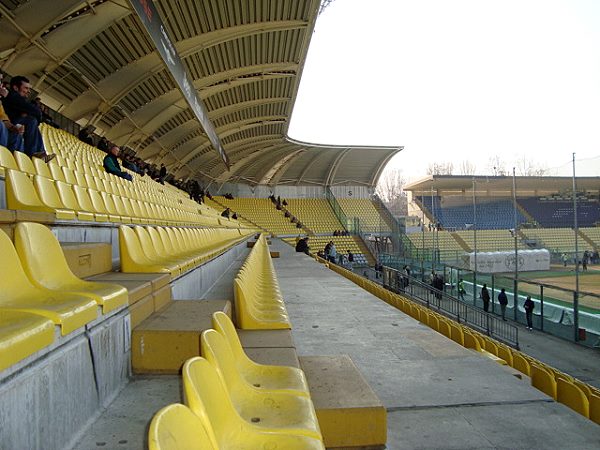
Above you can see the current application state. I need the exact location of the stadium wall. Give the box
[208,183,373,199]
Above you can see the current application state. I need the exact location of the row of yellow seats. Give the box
[6,168,215,225]
[0,222,128,371]
[324,260,600,426]
[149,311,323,449]
[120,225,252,280]
[234,234,291,329]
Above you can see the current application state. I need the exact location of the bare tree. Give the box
[486,155,507,176]
[458,160,476,175]
[426,161,454,175]
[376,167,405,203]
[515,156,547,176]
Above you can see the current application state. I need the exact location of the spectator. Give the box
[0,76,25,153]
[97,136,109,152]
[296,222,302,228]
[3,75,55,162]
[562,253,568,267]
[329,241,337,263]
[231,212,238,220]
[103,145,132,181]
[524,295,535,330]
[221,208,231,218]
[78,125,94,146]
[498,288,508,321]
[481,283,491,312]
[347,250,354,263]
[158,164,167,184]
[295,237,309,255]
[282,199,288,206]
[458,278,466,301]
[206,190,213,200]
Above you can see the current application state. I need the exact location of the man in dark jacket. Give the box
[524,296,535,330]
[103,145,132,181]
[481,284,491,312]
[2,75,55,162]
[498,288,508,321]
[295,237,309,255]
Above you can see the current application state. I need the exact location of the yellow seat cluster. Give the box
[119,225,253,279]
[149,312,324,450]
[234,234,291,329]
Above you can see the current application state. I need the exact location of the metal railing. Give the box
[382,265,520,348]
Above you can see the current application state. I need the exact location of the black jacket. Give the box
[3,90,42,123]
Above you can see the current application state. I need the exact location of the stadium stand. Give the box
[520,227,580,253]
[519,196,600,228]
[2,2,600,449]
[284,235,373,266]
[285,198,344,233]
[337,198,392,232]
[454,229,528,252]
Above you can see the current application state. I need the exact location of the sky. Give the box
[287,0,600,182]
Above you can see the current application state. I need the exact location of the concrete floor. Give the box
[74,238,600,449]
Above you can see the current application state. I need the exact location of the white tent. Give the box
[463,249,550,273]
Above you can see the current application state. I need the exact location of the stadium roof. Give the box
[0,0,402,187]
[405,175,600,196]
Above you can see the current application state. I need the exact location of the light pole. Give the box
[472,177,477,306]
[513,167,518,320]
[572,153,580,341]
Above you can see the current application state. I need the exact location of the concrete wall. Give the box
[0,309,130,450]
[171,238,250,300]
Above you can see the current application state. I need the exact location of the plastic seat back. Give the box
[182,357,239,448]
[201,329,248,394]
[55,180,83,211]
[0,145,18,170]
[0,229,41,302]
[62,166,78,185]
[557,378,589,417]
[148,403,215,450]
[49,163,66,182]
[13,151,36,175]
[34,175,69,210]
[32,157,52,178]
[5,169,53,213]
[14,222,82,290]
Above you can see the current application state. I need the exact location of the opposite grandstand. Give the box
[1,1,599,450]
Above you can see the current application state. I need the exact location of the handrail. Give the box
[382,265,520,349]
[325,187,352,233]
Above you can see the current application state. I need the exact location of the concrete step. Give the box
[61,242,112,278]
[300,355,387,449]
[131,300,232,374]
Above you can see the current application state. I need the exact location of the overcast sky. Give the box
[287,0,600,182]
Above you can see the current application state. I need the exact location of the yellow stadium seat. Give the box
[557,378,589,417]
[148,403,215,450]
[212,311,310,396]
[72,185,108,222]
[74,171,89,188]
[133,226,185,273]
[0,310,54,372]
[32,157,52,178]
[13,151,37,175]
[531,363,557,399]
[62,166,78,185]
[119,226,179,278]
[496,344,514,366]
[437,317,452,339]
[182,357,325,450]
[201,329,321,439]
[33,175,76,220]
[0,145,18,172]
[55,180,95,221]
[0,229,97,335]
[49,163,66,182]
[511,351,531,376]
[449,322,465,346]
[14,222,128,314]
[590,394,600,425]
[462,328,482,351]
[5,168,54,214]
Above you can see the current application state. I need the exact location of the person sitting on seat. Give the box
[2,75,55,162]
[231,212,238,220]
[78,126,94,146]
[295,237,309,255]
[0,76,24,152]
[103,145,132,181]
[221,207,231,218]
[97,136,110,152]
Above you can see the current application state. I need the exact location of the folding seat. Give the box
[0,310,55,372]
[148,403,215,450]
[0,229,97,335]
[32,157,53,178]
[13,151,37,176]
[72,185,108,222]
[49,163,67,182]
[212,312,309,396]
[201,330,321,439]
[33,175,76,220]
[183,357,325,450]
[15,222,128,314]
[54,181,94,221]
[0,145,19,175]
[5,169,54,214]
[74,170,89,188]
[119,226,180,277]
[62,166,78,185]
